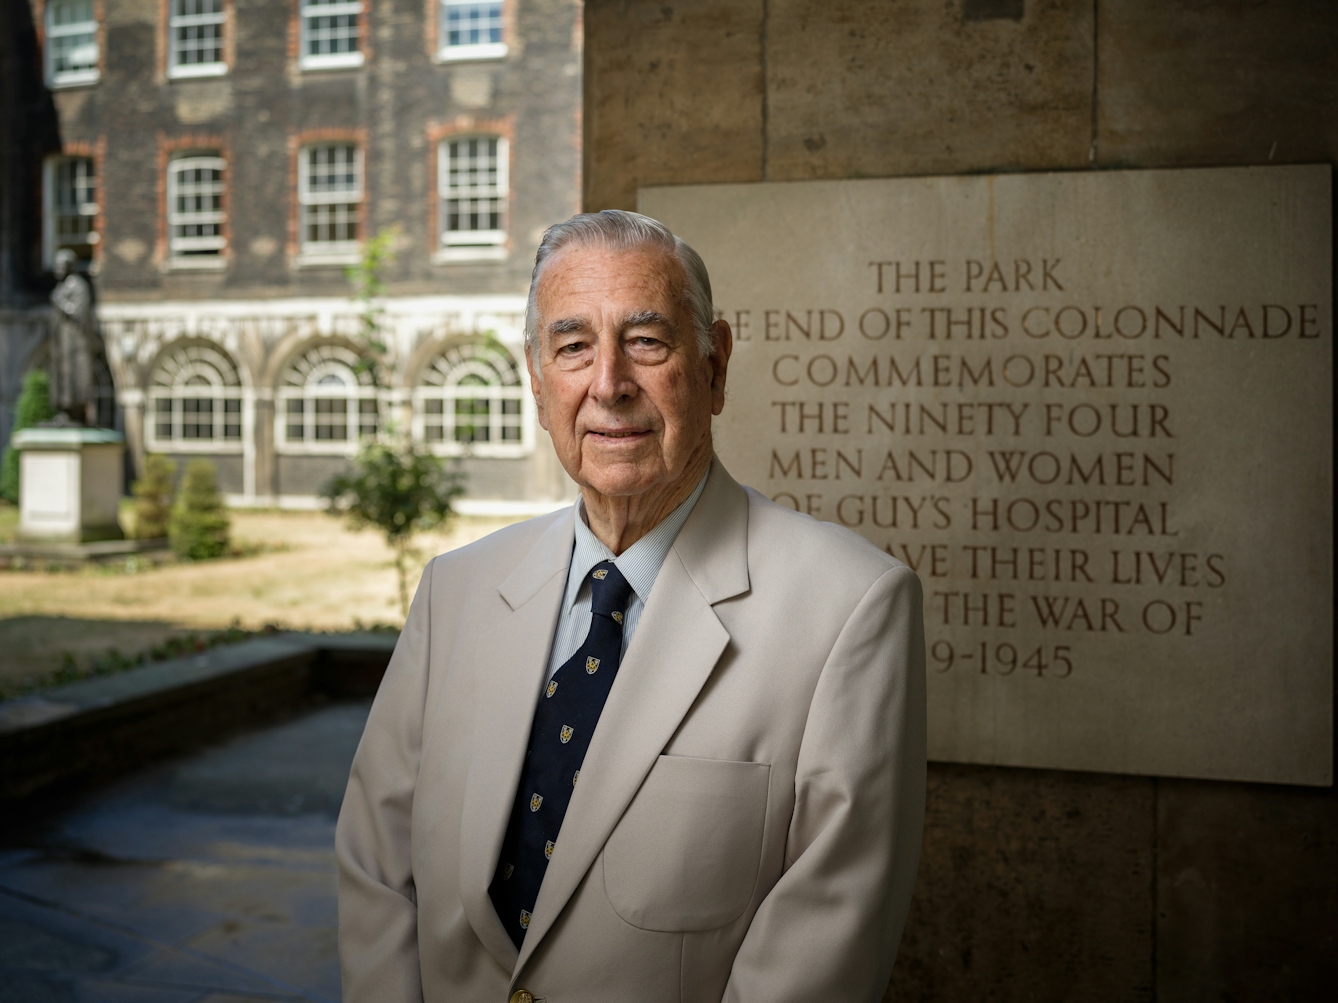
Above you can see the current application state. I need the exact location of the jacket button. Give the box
[509,992,535,1003]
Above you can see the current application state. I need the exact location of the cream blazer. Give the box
[336,460,926,1003]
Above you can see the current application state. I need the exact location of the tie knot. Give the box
[587,560,633,620]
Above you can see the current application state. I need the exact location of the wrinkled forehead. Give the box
[534,242,687,326]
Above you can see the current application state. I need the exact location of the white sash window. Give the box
[438,1,506,61]
[438,136,507,262]
[414,341,530,457]
[46,0,99,86]
[301,0,364,70]
[299,144,362,264]
[43,155,98,267]
[167,155,227,265]
[147,344,244,451]
[168,0,226,78]
[278,345,379,453]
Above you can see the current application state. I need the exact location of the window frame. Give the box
[45,0,101,88]
[42,154,99,269]
[299,0,365,71]
[412,340,532,458]
[436,135,509,263]
[145,343,245,454]
[297,142,364,265]
[166,154,228,268]
[436,0,506,63]
[167,0,228,79]
[276,344,380,455]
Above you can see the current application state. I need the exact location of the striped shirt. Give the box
[545,472,709,681]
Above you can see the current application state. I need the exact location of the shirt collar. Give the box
[565,471,710,610]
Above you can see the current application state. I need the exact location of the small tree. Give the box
[169,459,231,560]
[323,431,466,618]
[131,454,176,539]
[1,369,55,503]
[345,225,401,379]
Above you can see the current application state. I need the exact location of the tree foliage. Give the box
[344,225,400,378]
[169,459,231,560]
[1,369,55,503]
[323,432,466,618]
[131,453,177,540]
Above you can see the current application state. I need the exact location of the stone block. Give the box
[583,0,765,210]
[1155,778,1338,1001]
[15,427,126,544]
[889,763,1155,1002]
[1098,0,1338,169]
[765,0,1095,181]
[644,165,1333,784]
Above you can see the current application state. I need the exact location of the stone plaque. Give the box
[642,165,1332,785]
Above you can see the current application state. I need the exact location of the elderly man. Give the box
[337,210,926,1003]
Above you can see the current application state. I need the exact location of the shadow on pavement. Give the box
[0,700,371,1002]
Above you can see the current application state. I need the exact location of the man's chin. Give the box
[576,456,668,501]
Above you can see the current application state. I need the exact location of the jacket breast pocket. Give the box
[602,754,770,932]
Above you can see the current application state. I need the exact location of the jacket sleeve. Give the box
[723,564,927,1003]
[336,561,435,1003]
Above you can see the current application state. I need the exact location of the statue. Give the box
[48,249,102,426]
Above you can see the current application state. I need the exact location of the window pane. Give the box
[155,398,174,439]
[304,203,359,244]
[314,397,347,440]
[52,156,97,254]
[182,397,214,439]
[444,2,503,47]
[454,396,490,443]
[170,0,224,67]
[441,137,504,244]
[358,398,378,437]
[500,397,522,441]
[286,398,305,441]
[223,398,242,439]
[48,0,98,77]
[305,11,360,55]
[305,145,359,194]
[168,158,226,256]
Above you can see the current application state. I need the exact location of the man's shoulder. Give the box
[425,505,572,581]
[741,486,908,586]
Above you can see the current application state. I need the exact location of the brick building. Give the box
[11,0,582,510]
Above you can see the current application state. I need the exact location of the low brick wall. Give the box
[0,632,397,804]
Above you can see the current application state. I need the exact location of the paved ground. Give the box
[0,700,372,1002]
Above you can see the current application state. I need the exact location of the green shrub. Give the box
[131,453,176,539]
[1,369,55,503]
[323,432,466,617]
[168,459,230,560]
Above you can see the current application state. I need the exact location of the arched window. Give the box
[147,344,243,449]
[278,344,378,451]
[414,341,529,457]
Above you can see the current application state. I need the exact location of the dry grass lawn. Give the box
[0,507,522,693]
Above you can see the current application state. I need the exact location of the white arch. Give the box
[413,340,531,457]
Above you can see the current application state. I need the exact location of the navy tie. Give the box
[489,560,635,947]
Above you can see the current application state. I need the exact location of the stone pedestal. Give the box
[14,427,125,544]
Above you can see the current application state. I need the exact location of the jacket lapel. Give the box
[459,508,574,972]
[514,460,752,975]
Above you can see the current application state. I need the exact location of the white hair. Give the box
[524,210,717,366]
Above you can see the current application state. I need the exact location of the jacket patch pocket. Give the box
[603,754,770,932]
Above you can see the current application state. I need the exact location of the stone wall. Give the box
[583,1,1337,999]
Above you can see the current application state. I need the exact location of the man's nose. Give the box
[588,336,638,403]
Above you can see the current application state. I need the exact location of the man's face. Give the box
[528,244,730,502]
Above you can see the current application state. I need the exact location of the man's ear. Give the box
[708,318,733,416]
[526,345,549,430]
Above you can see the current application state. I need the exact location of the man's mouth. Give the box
[588,429,649,440]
